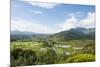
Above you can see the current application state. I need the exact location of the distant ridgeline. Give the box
[10,27,95,41]
[50,27,95,41]
[10,31,50,41]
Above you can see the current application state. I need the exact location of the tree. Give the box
[11,48,37,66]
[37,48,57,64]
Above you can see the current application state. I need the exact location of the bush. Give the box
[66,54,95,63]
[82,43,95,54]
[11,48,37,66]
[36,48,57,64]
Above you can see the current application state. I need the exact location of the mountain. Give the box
[69,27,87,33]
[10,31,50,41]
[50,27,95,41]
[11,30,36,35]
[11,28,95,41]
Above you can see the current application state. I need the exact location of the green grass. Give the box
[66,40,94,47]
[11,41,43,51]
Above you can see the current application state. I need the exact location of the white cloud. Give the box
[14,17,24,20]
[11,12,95,34]
[79,12,95,28]
[25,1,58,9]
[67,12,84,18]
[61,17,78,30]
[11,19,59,34]
[61,12,95,31]
[31,10,43,15]
[13,4,21,7]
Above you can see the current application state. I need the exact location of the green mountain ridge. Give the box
[11,27,95,41]
[50,27,95,41]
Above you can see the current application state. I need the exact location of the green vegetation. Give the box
[82,43,95,54]
[66,54,95,63]
[11,48,37,66]
[11,39,95,66]
[10,28,95,66]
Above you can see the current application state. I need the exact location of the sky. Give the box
[11,0,95,34]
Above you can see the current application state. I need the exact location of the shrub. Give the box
[11,48,37,66]
[66,54,95,63]
[37,48,57,64]
[82,43,95,54]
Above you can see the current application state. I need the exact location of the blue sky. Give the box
[11,0,95,34]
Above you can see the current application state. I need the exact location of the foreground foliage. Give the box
[11,48,37,66]
[66,54,95,63]
[10,39,95,66]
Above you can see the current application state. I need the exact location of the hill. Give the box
[50,27,95,41]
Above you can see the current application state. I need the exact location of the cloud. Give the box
[31,10,44,15]
[24,1,59,9]
[61,17,78,30]
[67,12,84,18]
[13,4,21,7]
[61,12,95,31]
[11,19,59,34]
[11,11,95,34]
[79,12,95,28]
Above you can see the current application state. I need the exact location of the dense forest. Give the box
[10,27,95,67]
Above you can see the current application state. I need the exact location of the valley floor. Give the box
[10,39,95,66]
